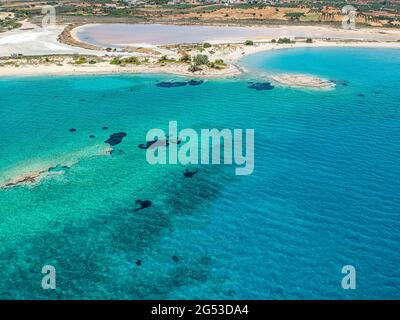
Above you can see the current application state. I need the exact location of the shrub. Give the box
[158,55,168,63]
[208,59,226,69]
[285,12,304,21]
[158,55,175,63]
[123,56,141,65]
[188,64,201,73]
[110,57,122,65]
[74,56,87,64]
[192,54,209,66]
[306,38,313,43]
[179,52,191,63]
[244,40,254,46]
[277,38,294,44]
[271,39,276,43]
[203,42,212,48]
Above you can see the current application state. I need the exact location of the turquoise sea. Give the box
[0,48,399,299]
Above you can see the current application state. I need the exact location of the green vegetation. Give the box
[188,64,201,73]
[123,56,141,65]
[158,55,176,63]
[208,59,226,69]
[179,52,192,63]
[192,54,209,66]
[203,42,212,48]
[110,56,141,65]
[74,56,87,65]
[110,57,122,65]
[244,40,254,46]
[306,38,313,43]
[285,12,304,21]
[0,16,22,32]
[277,37,295,44]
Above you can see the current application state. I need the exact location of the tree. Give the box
[193,54,209,66]
[277,38,293,44]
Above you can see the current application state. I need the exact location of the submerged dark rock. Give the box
[138,136,182,150]
[69,128,77,132]
[89,135,95,138]
[156,81,187,88]
[135,259,142,266]
[184,169,198,178]
[102,126,109,130]
[188,80,204,86]
[48,164,70,173]
[330,79,350,86]
[134,200,152,212]
[248,82,275,91]
[138,139,158,149]
[104,132,127,146]
[357,93,365,97]
[172,256,180,263]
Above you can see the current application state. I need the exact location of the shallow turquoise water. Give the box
[0,48,399,299]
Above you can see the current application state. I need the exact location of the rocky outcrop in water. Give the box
[156,81,187,88]
[0,164,70,189]
[184,169,198,178]
[134,199,152,212]
[248,82,275,91]
[188,80,204,86]
[138,138,159,149]
[156,79,204,88]
[104,132,127,146]
[330,79,350,86]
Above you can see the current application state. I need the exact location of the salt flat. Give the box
[0,21,105,56]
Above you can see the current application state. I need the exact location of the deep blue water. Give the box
[0,48,399,299]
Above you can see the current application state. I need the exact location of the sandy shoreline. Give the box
[0,59,241,78]
[0,22,399,79]
[1,40,400,79]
